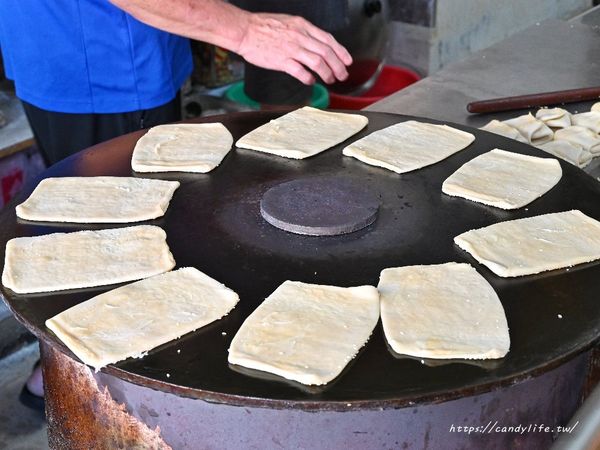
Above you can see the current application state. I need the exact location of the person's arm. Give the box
[109,0,352,85]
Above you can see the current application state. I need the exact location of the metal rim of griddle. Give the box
[1,110,599,412]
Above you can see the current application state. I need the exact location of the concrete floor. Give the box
[0,343,49,450]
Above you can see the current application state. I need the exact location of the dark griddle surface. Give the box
[1,111,599,411]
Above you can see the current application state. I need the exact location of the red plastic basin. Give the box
[329,65,421,110]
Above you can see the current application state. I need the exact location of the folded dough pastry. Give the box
[535,108,571,129]
[442,149,562,209]
[46,267,239,371]
[2,225,175,293]
[343,121,475,174]
[16,177,180,223]
[537,140,592,168]
[503,113,553,145]
[235,107,368,159]
[379,262,510,359]
[554,126,600,155]
[132,123,233,173]
[454,210,600,277]
[480,120,527,143]
[571,111,600,134]
[228,280,379,385]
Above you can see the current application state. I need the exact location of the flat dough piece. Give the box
[554,126,600,155]
[571,111,600,134]
[379,262,510,359]
[132,123,233,173]
[535,108,571,129]
[16,177,180,223]
[454,210,600,277]
[235,107,368,159]
[228,280,379,385]
[592,102,600,112]
[442,149,562,209]
[46,267,239,371]
[503,114,553,145]
[2,225,175,294]
[537,140,592,168]
[480,120,527,143]
[343,120,475,174]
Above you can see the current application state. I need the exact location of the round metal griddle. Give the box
[1,110,599,411]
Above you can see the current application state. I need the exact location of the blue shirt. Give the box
[0,1,193,113]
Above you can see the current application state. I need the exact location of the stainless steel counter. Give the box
[367,14,600,178]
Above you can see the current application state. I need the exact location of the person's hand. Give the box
[236,13,352,85]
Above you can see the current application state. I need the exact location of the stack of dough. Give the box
[16,177,180,223]
[502,114,553,145]
[455,210,600,277]
[537,141,592,168]
[442,149,562,209]
[535,108,571,129]
[342,120,475,174]
[480,120,527,143]
[2,226,175,294]
[46,267,239,371]
[378,263,510,360]
[554,126,600,156]
[572,111,600,134]
[228,280,379,385]
[480,103,600,168]
[132,123,233,173]
[236,107,368,159]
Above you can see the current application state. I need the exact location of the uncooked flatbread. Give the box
[592,102,600,112]
[46,267,239,371]
[503,114,553,145]
[554,126,600,155]
[571,111,600,134]
[16,177,180,223]
[537,140,592,169]
[228,280,379,385]
[442,149,562,209]
[379,262,510,359]
[2,225,175,294]
[132,123,233,173]
[235,107,368,159]
[454,210,600,277]
[480,120,527,143]
[535,108,571,129]
[343,121,475,174]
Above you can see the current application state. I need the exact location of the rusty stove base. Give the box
[41,342,590,450]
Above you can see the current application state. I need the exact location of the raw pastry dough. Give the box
[132,123,233,173]
[454,210,600,277]
[235,107,368,159]
[537,140,592,168]
[442,149,562,209]
[379,262,510,359]
[16,177,180,223]
[592,102,600,112]
[2,225,175,294]
[228,280,379,385]
[343,121,475,174]
[554,126,600,155]
[480,120,527,143]
[535,108,571,129]
[46,267,239,371]
[503,114,553,145]
[571,111,600,134]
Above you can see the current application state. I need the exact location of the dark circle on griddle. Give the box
[260,176,380,236]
